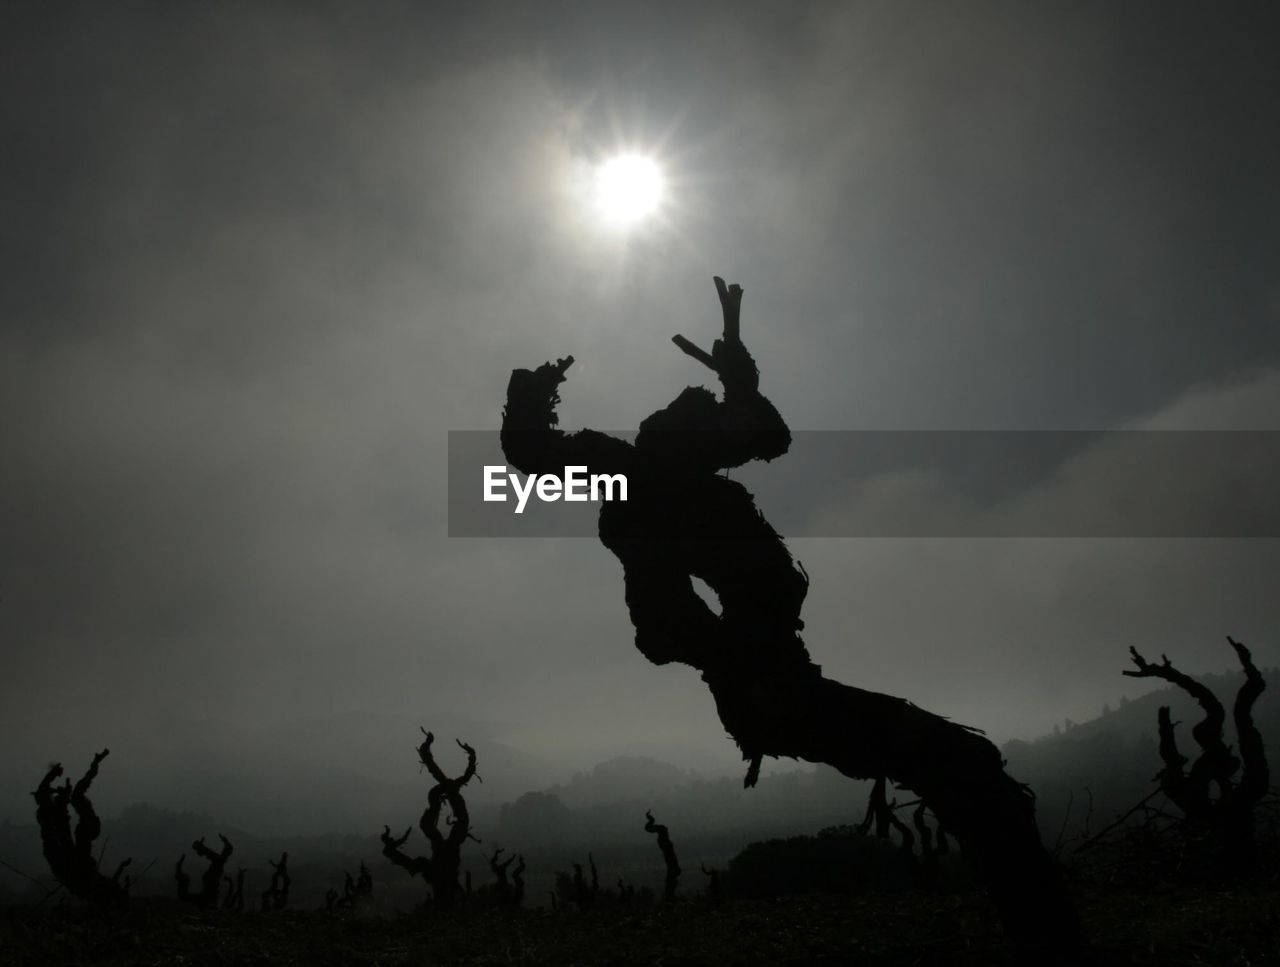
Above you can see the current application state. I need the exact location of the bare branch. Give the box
[1227,636,1269,804]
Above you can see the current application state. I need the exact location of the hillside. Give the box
[1003,666,1280,849]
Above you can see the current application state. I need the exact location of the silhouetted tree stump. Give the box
[325,862,372,912]
[345,862,373,907]
[489,847,517,906]
[912,802,947,889]
[501,276,1080,959]
[221,867,246,911]
[260,851,290,911]
[381,728,480,910]
[32,750,131,907]
[644,810,681,901]
[1123,636,1270,875]
[176,834,233,908]
[858,782,951,889]
[571,853,600,910]
[511,854,526,906]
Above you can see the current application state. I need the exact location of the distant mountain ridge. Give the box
[545,755,702,809]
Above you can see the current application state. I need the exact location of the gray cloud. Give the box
[2,1,1277,827]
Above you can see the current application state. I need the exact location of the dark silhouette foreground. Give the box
[1122,636,1270,875]
[550,853,604,911]
[501,276,1080,957]
[644,809,681,901]
[487,847,525,907]
[222,866,246,911]
[326,861,373,911]
[381,729,479,910]
[176,834,233,908]
[260,851,291,911]
[33,750,131,907]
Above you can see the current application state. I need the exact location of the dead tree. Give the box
[489,847,516,906]
[1123,637,1270,874]
[551,854,601,912]
[571,854,600,910]
[380,729,480,910]
[644,810,681,901]
[913,802,944,888]
[176,835,233,908]
[700,863,722,900]
[221,867,245,911]
[857,776,892,839]
[501,276,1079,958]
[32,750,131,907]
[325,864,371,910]
[860,781,920,877]
[260,851,290,911]
[344,861,373,906]
[325,863,372,910]
[885,801,916,868]
[862,785,949,889]
[511,854,526,906]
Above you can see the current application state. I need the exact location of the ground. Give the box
[3,890,1278,966]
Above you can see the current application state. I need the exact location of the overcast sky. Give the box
[2,1,1278,828]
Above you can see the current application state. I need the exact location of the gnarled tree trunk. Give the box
[500,276,1080,959]
[644,811,681,901]
[381,729,480,910]
[33,750,131,908]
[176,834,233,908]
[1124,637,1270,875]
[708,666,1078,954]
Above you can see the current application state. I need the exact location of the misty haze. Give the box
[2,2,1278,964]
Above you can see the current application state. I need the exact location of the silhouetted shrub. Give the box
[725,826,916,898]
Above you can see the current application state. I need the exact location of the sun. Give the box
[591,153,665,227]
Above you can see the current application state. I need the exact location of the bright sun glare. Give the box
[592,154,664,227]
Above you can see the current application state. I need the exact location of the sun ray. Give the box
[592,153,665,227]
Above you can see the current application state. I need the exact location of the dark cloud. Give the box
[2,1,1277,827]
